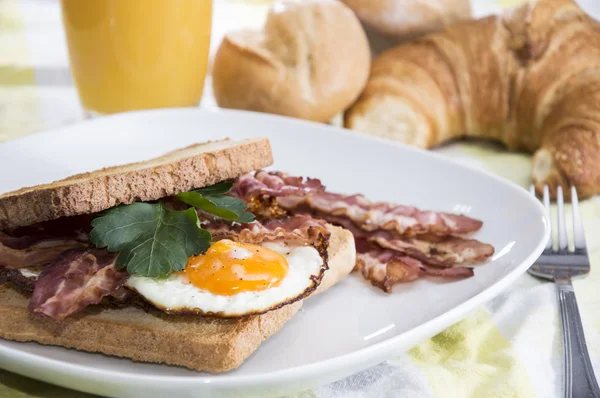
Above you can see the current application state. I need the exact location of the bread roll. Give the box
[340,0,472,41]
[211,0,371,123]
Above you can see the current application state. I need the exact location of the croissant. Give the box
[345,0,600,198]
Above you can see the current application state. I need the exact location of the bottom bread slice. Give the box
[0,285,301,373]
[0,225,355,372]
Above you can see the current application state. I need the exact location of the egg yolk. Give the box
[183,240,289,295]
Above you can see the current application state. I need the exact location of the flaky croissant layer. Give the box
[346,0,600,198]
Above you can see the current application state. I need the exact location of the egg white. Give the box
[19,268,41,278]
[124,242,324,317]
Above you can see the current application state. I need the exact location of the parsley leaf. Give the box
[175,191,255,223]
[192,180,233,195]
[89,203,211,277]
[88,181,255,277]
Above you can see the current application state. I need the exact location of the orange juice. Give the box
[60,0,212,114]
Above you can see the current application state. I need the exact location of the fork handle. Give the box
[556,277,600,398]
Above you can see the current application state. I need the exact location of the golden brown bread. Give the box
[0,138,273,229]
[0,286,301,373]
[0,225,355,372]
[211,0,371,123]
[313,225,355,295]
[345,0,600,198]
[340,0,471,41]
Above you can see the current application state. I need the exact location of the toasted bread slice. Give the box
[0,138,273,230]
[0,225,355,373]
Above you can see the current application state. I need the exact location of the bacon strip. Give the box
[202,215,331,275]
[0,265,36,292]
[277,191,482,237]
[203,214,330,245]
[298,212,493,265]
[356,250,474,293]
[7,214,92,240]
[0,234,88,268]
[231,171,325,202]
[0,216,91,268]
[289,211,484,292]
[232,172,493,293]
[369,231,494,267]
[28,249,127,321]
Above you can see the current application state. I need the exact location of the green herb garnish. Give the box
[191,180,233,195]
[89,181,254,277]
[175,181,255,223]
[175,192,255,223]
[90,203,210,277]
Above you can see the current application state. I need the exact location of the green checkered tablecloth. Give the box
[1,0,599,397]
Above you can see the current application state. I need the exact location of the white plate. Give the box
[0,109,549,398]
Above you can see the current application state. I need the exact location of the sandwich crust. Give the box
[0,138,273,230]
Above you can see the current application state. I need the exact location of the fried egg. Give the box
[124,239,325,317]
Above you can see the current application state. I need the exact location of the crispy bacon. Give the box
[288,211,486,292]
[369,231,495,267]
[203,214,330,245]
[0,234,88,268]
[276,191,483,237]
[231,171,325,202]
[307,214,493,267]
[0,216,91,268]
[356,250,474,293]
[8,214,93,238]
[203,215,331,273]
[28,249,127,321]
[0,265,36,292]
[236,172,494,293]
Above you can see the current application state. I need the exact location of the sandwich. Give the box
[0,137,356,372]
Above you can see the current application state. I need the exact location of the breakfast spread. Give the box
[345,0,600,198]
[2,0,586,393]
[0,137,492,371]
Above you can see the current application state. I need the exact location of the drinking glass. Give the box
[60,0,213,115]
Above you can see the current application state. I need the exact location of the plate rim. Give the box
[0,108,551,389]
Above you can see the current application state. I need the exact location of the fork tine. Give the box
[543,185,553,250]
[571,186,586,250]
[556,186,568,251]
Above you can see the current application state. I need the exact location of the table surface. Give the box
[1,0,600,397]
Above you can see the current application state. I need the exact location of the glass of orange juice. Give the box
[60,0,212,115]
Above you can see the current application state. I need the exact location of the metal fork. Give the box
[529,185,600,398]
